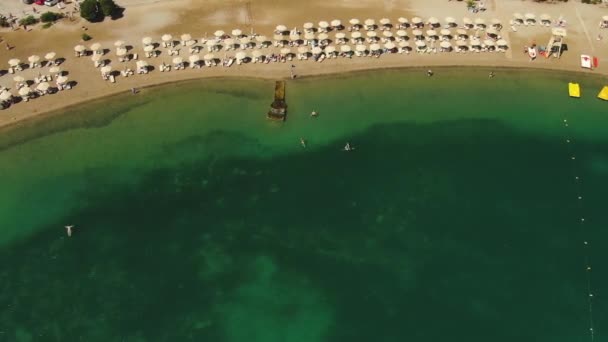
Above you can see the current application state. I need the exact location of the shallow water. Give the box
[0,68,606,341]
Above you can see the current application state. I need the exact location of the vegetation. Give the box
[99,0,119,17]
[465,0,475,8]
[581,0,601,3]
[82,33,93,41]
[0,16,10,28]
[42,22,53,29]
[80,0,103,22]
[18,15,38,26]
[40,12,63,23]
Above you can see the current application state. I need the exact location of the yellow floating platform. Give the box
[598,86,608,101]
[569,83,581,98]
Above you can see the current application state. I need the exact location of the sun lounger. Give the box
[133,53,138,60]
[109,75,116,83]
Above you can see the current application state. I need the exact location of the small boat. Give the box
[300,138,307,148]
[343,142,355,151]
[569,82,581,98]
[65,225,74,237]
[597,86,608,101]
[311,110,318,117]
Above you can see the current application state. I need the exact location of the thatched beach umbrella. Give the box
[470,38,481,46]
[143,45,154,57]
[189,54,200,63]
[384,42,396,50]
[331,19,341,29]
[116,47,127,57]
[382,31,393,38]
[457,28,468,37]
[232,28,244,37]
[114,40,125,48]
[45,52,56,63]
[251,50,263,60]
[100,65,112,75]
[36,82,50,93]
[540,14,551,24]
[396,30,408,38]
[415,40,426,48]
[56,75,68,84]
[397,17,409,28]
[19,87,31,97]
[412,29,423,38]
[335,32,346,40]
[142,37,153,46]
[74,45,85,56]
[303,22,314,31]
[255,35,268,43]
[172,56,183,65]
[28,55,41,68]
[203,53,215,61]
[351,31,362,39]
[411,17,423,26]
[514,13,524,20]
[311,46,323,55]
[364,18,375,29]
[366,31,377,38]
[483,39,495,46]
[280,47,292,56]
[491,18,502,27]
[325,45,336,54]
[440,29,451,38]
[162,34,174,48]
[297,46,309,54]
[426,29,438,39]
[49,66,61,74]
[355,44,367,52]
[317,33,329,41]
[213,31,225,38]
[224,38,236,48]
[274,25,286,34]
[340,45,352,53]
[496,39,508,47]
[486,28,498,38]
[525,13,535,20]
[349,18,360,25]
[428,17,439,27]
[240,36,251,48]
[13,75,24,83]
[440,41,452,50]
[91,54,102,63]
[445,17,456,26]
[180,33,192,44]
[8,58,20,68]
[398,41,410,48]
[304,32,316,41]
[475,18,486,28]
[463,17,473,28]
[0,91,12,102]
[318,21,329,30]
[90,43,102,54]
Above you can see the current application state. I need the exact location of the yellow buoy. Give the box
[597,86,608,101]
[569,82,581,98]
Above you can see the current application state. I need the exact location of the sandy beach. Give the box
[1,0,607,129]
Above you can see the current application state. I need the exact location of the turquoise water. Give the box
[0,68,607,341]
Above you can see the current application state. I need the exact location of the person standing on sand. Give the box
[427,69,433,77]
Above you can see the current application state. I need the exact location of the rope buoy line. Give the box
[563,118,595,341]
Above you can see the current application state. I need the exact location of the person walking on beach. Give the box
[489,71,495,79]
[427,69,433,77]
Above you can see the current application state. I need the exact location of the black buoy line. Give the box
[563,117,595,341]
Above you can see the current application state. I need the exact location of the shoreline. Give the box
[0,63,604,134]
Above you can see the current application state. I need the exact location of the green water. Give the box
[0,68,607,341]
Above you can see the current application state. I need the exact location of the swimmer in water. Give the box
[65,225,74,237]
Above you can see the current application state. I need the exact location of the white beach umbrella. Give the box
[440,41,452,49]
[251,50,263,58]
[398,41,410,47]
[255,35,268,43]
[28,55,40,63]
[74,45,85,52]
[470,38,481,46]
[355,44,367,52]
[91,54,101,62]
[415,40,426,47]
[539,14,551,21]
[379,18,390,25]
[8,58,20,67]
[203,53,215,60]
[181,33,192,42]
[303,22,314,30]
[235,51,247,60]
[297,46,309,54]
[144,45,154,52]
[239,36,251,45]
[463,17,473,25]
[382,31,393,37]
[114,40,125,47]
[412,29,423,36]
[340,45,352,52]
[89,43,101,51]
[0,91,12,101]
[116,48,127,56]
[370,43,381,51]
[514,13,524,20]
[56,75,68,84]
[36,82,50,92]
[475,18,485,25]
[483,39,495,46]
[318,33,329,41]
[302,32,314,41]
[428,17,439,25]
[335,32,346,39]
[411,17,422,25]
[136,60,148,68]
[398,17,408,24]
[603,15,608,21]
[349,18,360,25]
[142,37,153,45]
[384,42,396,49]
[331,19,341,28]
[525,13,535,20]
[351,32,362,39]
[319,21,329,29]
[224,38,236,46]
[364,19,375,26]
[162,34,173,42]
[100,66,112,74]
[440,29,451,36]
[496,39,508,47]
[457,28,468,36]
[19,87,31,97]
[325,46,336,53]
[13,75,24,82]
[49,66,61,74]
[491,18,502,25]
[45,52,56,61]
[486,28,498,36]
[426,29,437,37]
[214,30,225,38]
[188,55,200,66]
[274,25,286,33]
[311,46,323,54]
[397,30,408,37]
[445,17,456,24]
[280,47,292,55]
[172,57,183,64]
[456,40,467,47]
[232,29,243,36]
[366,31,377,37]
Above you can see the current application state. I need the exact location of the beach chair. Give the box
[109,75,116,83]
[133,53,138,60]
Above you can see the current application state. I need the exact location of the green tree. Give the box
[80,0,103,22]
[99,0,118,17]
[18,15,38,26]
[40,12,63,23]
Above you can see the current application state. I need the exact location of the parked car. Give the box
[44,0,59,6]
[22,0,35,4]
[34,0,45,5]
